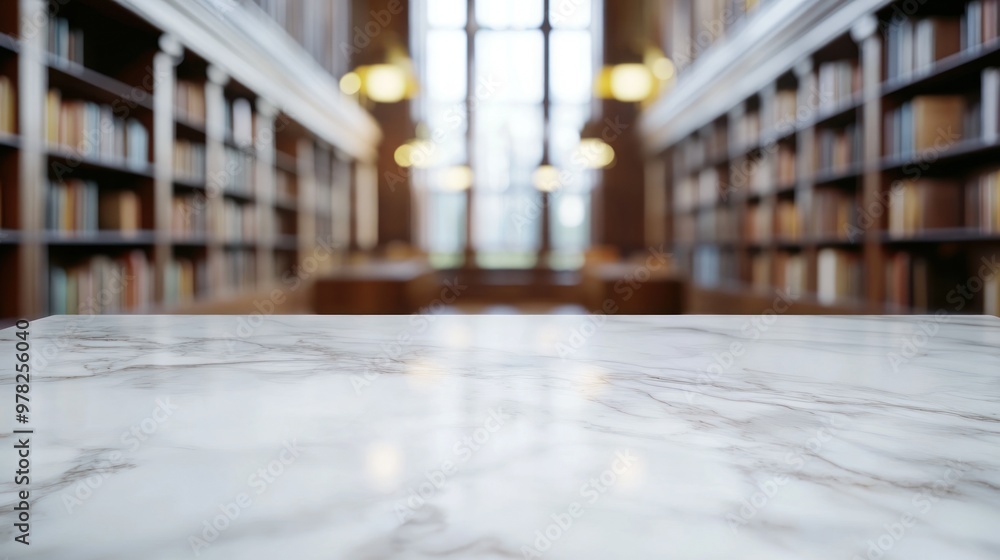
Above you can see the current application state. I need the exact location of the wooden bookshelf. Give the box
[0,0,379,318]
[643,0,1000,315]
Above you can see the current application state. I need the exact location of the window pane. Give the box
[426,30,467,101]
[552,193,590,251]
[428,192,467,252]
[475,31,544,103]
[425,102,468,166]
[474,104,544,192]
[473,192,540,252]
[550,30,592,103]
[475,0,543,29]
[428,0,467,28]
[550,0,591,28]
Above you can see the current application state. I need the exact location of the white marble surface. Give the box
[2,315,1000,559]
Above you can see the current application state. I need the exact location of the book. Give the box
[222,147,254,194]
[817,60,858,109]
[817,248,862,305]
[48,17,85,65]
[175,80,207,126]
[0,75,15,135]
[885,95,966,158]
[885,252,912,310]
[47,179,98,232]
[49,251,152,314]
[966,167,1000,232]
[98,190,141,233]
[46,89,150,167]
[171,194,208,238]
[772,89,797,133]
[812,188,857,240]
[774,252,805,297]
[224,249,257,292]
[817,123,861,174]
[751,252,771,292]
[776,199,800,241]
[887,179,963,237]
[914,17,961,73]
[174,140,207,182]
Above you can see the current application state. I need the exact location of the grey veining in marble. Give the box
[1,315,1000,559]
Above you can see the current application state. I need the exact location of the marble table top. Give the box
[2,315,1000,559]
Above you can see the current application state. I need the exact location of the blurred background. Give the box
[0,0,997,319]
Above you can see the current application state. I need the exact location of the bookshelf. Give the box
[0,0,380,318]
[643,0,1000,315]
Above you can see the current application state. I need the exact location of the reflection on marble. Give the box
[1,315,1000,559]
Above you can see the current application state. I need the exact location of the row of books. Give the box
[967,166,1000,232]
[49,251,152,314]
[750,252,807,296]
[692,246,739,288]
[884,95,967,159]
[48,17,85,65]
[174,140,207,183]
[817,60,859,110]
[225,97,255,148]
[46,89,150,168]
[171,194,208,238]
[680,123,729,171]
[46,181,142,233]
[816,123,861,175]
[887,16,961,81]
[221,146,255,195]
[695,207,738,243]
[732,109,761,154]
[175,80,207,127]
[817,248,863,305]
[887,179,963,237]
[223,249,257,292]
[812,188,858,240]
[165,257,208,306]
[776,199,800,241]
[0,75,14,135]
[221,200,257,242]
[745,202,773,243]
[962,0,1000,51]
[730,155,770,197]
[771,90,798,133]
